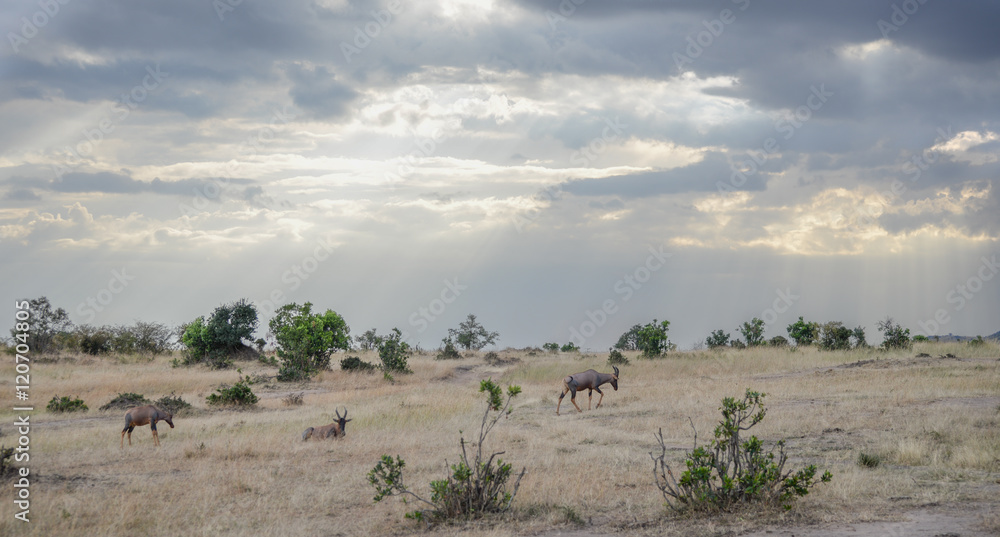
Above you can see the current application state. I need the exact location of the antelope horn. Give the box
[341,407,347,419]
[612,365,620,377]
[335,408,343,420]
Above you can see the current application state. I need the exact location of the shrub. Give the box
[560,342,579,353]
[542,342,560,353]
[968,335,986,347]
[269,302,350,381]
[206,370,258,407]
[0,446,17,480]
[786,316,819,346]
[818,322,852,351]
[180,299,259,368]
[738,318,765,347]
[877,317,911,350]
[857,452,881,469]
[436,336,463,360]
[369,380,525,523]
[608,347,629,365]
[769,335,789,347]
[637,320,674,357]
[155,393,193,416]
[341,355,377,372]
[852,326,868,348]
[99,392,151,411]
[651,389,831,512]
[730,339,747,349]
[706,330,731,349]
[614,324,642,351]
[47,396,88,413]
[354,328,381,351]
[378,328,412,374]
[283,392,304,406]
[448,314,499,351]
[79,325,113,355]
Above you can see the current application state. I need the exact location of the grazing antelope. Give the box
[556,365,619,415]
[121,405,174,448]
[302,407,352,441]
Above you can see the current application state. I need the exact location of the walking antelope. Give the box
[121,405,174,447]
[556,365,619,415]
[302,408,352,441]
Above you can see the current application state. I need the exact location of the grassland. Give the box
[1,341,999,536]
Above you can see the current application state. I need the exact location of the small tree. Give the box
[706,330,731,349]
[13,297,72,354]
[851,326,868,348]
[269,302,350,381]
[608,347,629,365]
[786,317,819,346]
[436,336,462,360]
[877,317,911,350]
[738,318,765,347]
[378,328,412,374]
[369,380,525,523]
[542,342,560,353]
[180,299,259,368]
[769,335,789,347]
[818,322,852,351]
[448,314,499,351]
[355,328,381,351]
[636,320,674,357]
[651,389,831,512]
[614,324,642,351]
[560,342,579,353]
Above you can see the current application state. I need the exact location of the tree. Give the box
[851,326,868,348]
[877,317,911,350]
[180,299,259,368]
[706,329,731,349]
[12,297,72,354]
[614,324,642,351]
[448,314,499,351]
[738,317,765,347]
[637,320,674,357]
[786,316,819,346]
[269,302,351,381]
[818,322,852,351]
[355,328,381,351]
[378,328,412,374]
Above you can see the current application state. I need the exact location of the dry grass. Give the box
[1,341,998,536]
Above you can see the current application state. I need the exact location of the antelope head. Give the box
[610,365,619,391]
[165,412,175,428]
[335,407,352,435]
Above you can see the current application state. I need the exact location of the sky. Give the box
[1,0,998,351]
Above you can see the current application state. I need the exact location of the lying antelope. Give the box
[121,405,174,448]
[302,407,352,441]
[556,365,619,415]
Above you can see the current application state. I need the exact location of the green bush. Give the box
[857,452,881,469]
[968,335,986,347]
[180,299,259,369]
[786,317,819,346]
[706,329,731,349]
[341,355,377,372]
[607,347,629,365]
[614,324,642,351]
[269,302,350,381]
[378,328,412,374]
[738,318,765,347]
[206,370,258,407]
[447,314,499,351]
[542,342,560,353]
[560,342,579,353]
[637,320,675,357]
[369,380,525,523]
[99,392,151,411]
[12,297,73,355]
[436,336,463,360]
[769,335,789,347]
[155,392,193,416]
[852,326,868,348]
[651,389,831,512]
[47,395,88,413]
[818,322,852,351]
[877,317,911,350]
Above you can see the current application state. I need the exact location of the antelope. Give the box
[302,407,351,441]
[121,405,174,448]
[556,365,619,415]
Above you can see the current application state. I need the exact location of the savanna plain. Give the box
[2,342,999,537]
